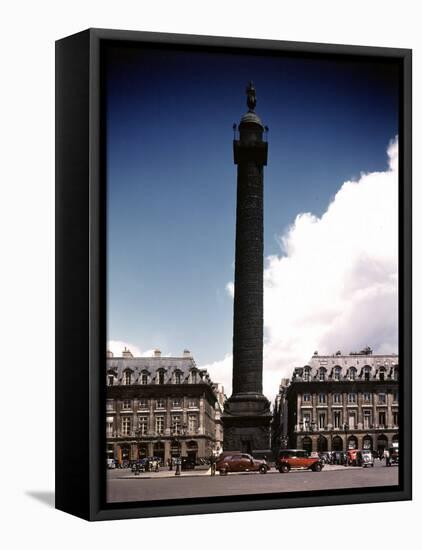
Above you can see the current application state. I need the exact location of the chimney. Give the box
[183,349,191,358]
[106,350,114,358]
[154,349,161,358]
[122,347,133,359]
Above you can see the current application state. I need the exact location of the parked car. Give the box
[216,453,269,475]
[361,450,375,467]
[277,449,323,473]
[181,456,196,470]
[386,447,399,466]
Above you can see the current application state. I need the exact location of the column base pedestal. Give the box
[222,393,272,459]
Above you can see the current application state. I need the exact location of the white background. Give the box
[0,0,420,547]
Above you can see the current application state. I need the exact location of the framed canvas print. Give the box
[55,28,412,521]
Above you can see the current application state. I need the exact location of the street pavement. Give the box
[107,460,399,503]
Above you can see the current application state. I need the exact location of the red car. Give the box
[216,453,269,475]
[277,449,323,473]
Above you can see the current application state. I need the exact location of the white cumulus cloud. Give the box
[202,137,398,399]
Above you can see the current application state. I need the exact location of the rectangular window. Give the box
[106,399,115,411]
[122,399,132,410]
[138,416,148,435]
[348,393,357,404]
[121,416,131,436]
[364,410,371,429]
[188,414,198,433]
[172,398,181,408]
[141,373,148,385]
[393,412,399,426]
[303,393,311,402]
[318,413,326,429]
[378,393,386,404]
[393,391,398,403]
[318,393,326,404]
[172,415,181,434]
[348,412,356,430]
[363,392,371,403]
[333,393,341,404]
[333,411,341,428]
[379,411,386,427]
[155,416,164,434]
[156,399,165,409]
[188,398,198,408]
[124,371,131,385]
[138,398,148,409]
[106,417,114,437]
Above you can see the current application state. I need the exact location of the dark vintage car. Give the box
[386,447,399,466]
[181,456,196,470]
[216,453,269,475]
[277,449,323,473]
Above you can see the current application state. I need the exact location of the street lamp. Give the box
[171,422,187,476]
[343,423,349,466]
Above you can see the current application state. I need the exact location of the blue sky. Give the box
[106,44,399,367]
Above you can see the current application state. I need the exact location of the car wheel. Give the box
[259,465,268,474]
[279,463,290,473]
[313,463,322,472]
[219,468,227,476]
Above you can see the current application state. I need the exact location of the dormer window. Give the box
[158,370,165,384]
[303,367,311,382]
[379,368,386,382]
[393,366,399,381]
[363,366,371,381]
[141,372,149,385]
[333,367,341,381]
[191,371,198,384]
[349,367,356,381]
[124,371,132,385]
[108,375,114,386]
[319,368,326,381]
[175,371,182,384]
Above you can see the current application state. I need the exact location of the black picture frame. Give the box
[55,28,412,521]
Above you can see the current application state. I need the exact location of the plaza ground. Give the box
[107,460,399,503]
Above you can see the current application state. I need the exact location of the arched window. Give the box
[349,367,357,381]
[319,368,326,381]
[175,371,182,384]
[303,367,311,381]
[158,369,165,384]
[333,366,341,381]
[191,370,198,384]
[379,367,386,381]
[124,371,132,385]
[141,371,149,385]
[363,366,371,381]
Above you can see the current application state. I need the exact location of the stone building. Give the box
[106,348,225,464]
[274,349,399,455]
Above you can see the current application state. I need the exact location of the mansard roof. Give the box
[106,355,214,386]
[292,352,399,382]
